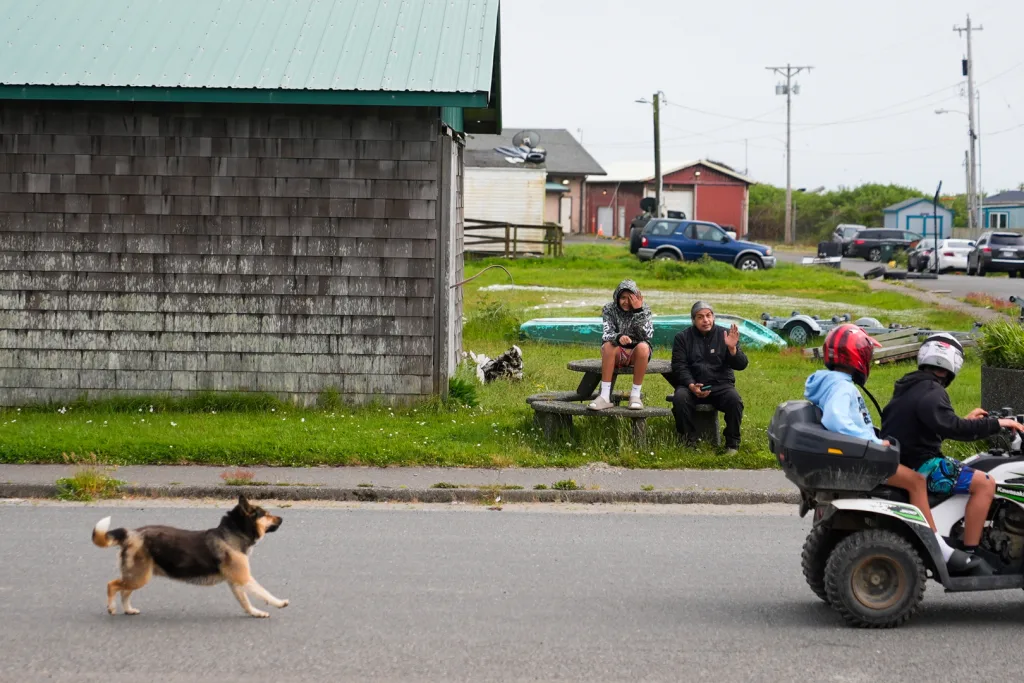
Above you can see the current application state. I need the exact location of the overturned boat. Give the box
[518,314,787,350]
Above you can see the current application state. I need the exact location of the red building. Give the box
[585,160,753,238]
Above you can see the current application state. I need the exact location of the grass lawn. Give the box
[0,244,990,469]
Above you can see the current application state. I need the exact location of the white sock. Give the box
[935,533,955,561]
[600,381,611,402]
[631,384,642,398]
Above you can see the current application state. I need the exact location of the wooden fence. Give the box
[463,219,564,258]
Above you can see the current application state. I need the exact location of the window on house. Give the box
[990,212,1009,229]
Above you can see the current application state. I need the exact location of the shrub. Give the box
[446,376,480,408]
[978,320,1024,370]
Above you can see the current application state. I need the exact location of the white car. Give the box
[926,238,976,272]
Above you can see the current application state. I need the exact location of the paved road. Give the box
[4,500,1024,682]
[776,250,1023,301]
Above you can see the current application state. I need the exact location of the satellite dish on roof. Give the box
[512,130,541,149]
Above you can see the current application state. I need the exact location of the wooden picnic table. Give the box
[525,359,721,446]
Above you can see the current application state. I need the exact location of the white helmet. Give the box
[917,333,964,386]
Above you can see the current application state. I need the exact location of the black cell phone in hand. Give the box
[700,385,712,392]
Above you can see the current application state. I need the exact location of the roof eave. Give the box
[0,85,489,107]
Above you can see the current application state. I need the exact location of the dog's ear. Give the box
[238,494,252,513]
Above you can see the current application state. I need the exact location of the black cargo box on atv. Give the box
[767,400,899,492]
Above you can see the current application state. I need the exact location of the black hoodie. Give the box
[880,370,1001,470]
[671,325,748,389]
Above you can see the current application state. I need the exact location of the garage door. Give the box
[645,187,694,219]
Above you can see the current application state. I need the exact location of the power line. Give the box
[585,57,1024,151]
[986,121,1024,136]
[661,100,785,125]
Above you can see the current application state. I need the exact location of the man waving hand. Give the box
[670,301,748,454]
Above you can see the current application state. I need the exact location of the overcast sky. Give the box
[498,0,1024,195]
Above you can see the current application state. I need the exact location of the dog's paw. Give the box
[124,608,140,616]
[276,599,289,609]
[250,609,270,618]
[107,606,116,616]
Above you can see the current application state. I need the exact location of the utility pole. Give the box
[976,91,984,229]
[767,64,813,245]
[955,15,982,237]
[653,92,663,217]
[964,150,972,231]
[636,92,665,217]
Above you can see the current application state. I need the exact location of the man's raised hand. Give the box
[724,324,740,352]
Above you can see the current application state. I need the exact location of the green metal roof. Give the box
[0,0,501,126]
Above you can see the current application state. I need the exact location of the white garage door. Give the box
[645,187,694,219]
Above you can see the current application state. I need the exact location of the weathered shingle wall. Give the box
[0,101,446,406]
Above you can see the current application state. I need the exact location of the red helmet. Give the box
[822,324,882,386]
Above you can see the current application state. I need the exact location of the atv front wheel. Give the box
[801,526,847,604]
[824,529,926,628]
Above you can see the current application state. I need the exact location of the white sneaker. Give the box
[588,396,615,411]
[628,396,643,410]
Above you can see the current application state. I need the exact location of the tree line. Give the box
[746,182,1024,243]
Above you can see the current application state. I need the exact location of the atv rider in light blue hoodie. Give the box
[804,324,980,576]
[805,368,882,445]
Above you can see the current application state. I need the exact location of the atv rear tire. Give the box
[824,529,926,629]
[801,526,847,604]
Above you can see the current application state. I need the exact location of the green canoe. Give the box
[518,314,787,350]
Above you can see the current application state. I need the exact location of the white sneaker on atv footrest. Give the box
[946,550,995,577]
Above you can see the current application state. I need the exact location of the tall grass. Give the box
[978,320,1024,369]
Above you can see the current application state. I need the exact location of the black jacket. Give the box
[671,326,748,389]
[880,370,1001,470]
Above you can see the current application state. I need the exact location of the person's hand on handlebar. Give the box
[998,418,1024,433]
[966,408,989,420]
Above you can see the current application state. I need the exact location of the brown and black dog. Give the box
[92,495,289,618]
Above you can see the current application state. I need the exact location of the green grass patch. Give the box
[463,244,974,332]
[0,244,989,470]
[55,452,124,501]
[0,343,988,469]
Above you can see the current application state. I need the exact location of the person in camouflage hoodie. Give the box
[589,279,654,411]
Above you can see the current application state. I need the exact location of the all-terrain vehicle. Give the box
[768,400,1024,628]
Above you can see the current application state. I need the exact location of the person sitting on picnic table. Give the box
[588,279,654,412]
[670,301,748,454]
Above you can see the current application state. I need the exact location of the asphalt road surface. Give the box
[776,250,1023,301]
[4,500,1024,683]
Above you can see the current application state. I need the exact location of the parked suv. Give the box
[967,231,1024,277]
[628,211,688,254]
[845,228,920,261]
[636,219,776,270]
[831,224,865,255]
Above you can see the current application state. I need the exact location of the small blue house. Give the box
[882,198,954,238]
[983,191,1024,230]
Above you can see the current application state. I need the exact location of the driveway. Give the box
[775,250,1022,302]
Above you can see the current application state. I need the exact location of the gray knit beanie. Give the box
[691,301,714,319]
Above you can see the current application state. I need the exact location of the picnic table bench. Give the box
[526,359,721,445]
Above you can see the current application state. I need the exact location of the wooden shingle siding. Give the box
[0,101,456,406]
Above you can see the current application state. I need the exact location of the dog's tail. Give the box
[92,516,128,549]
